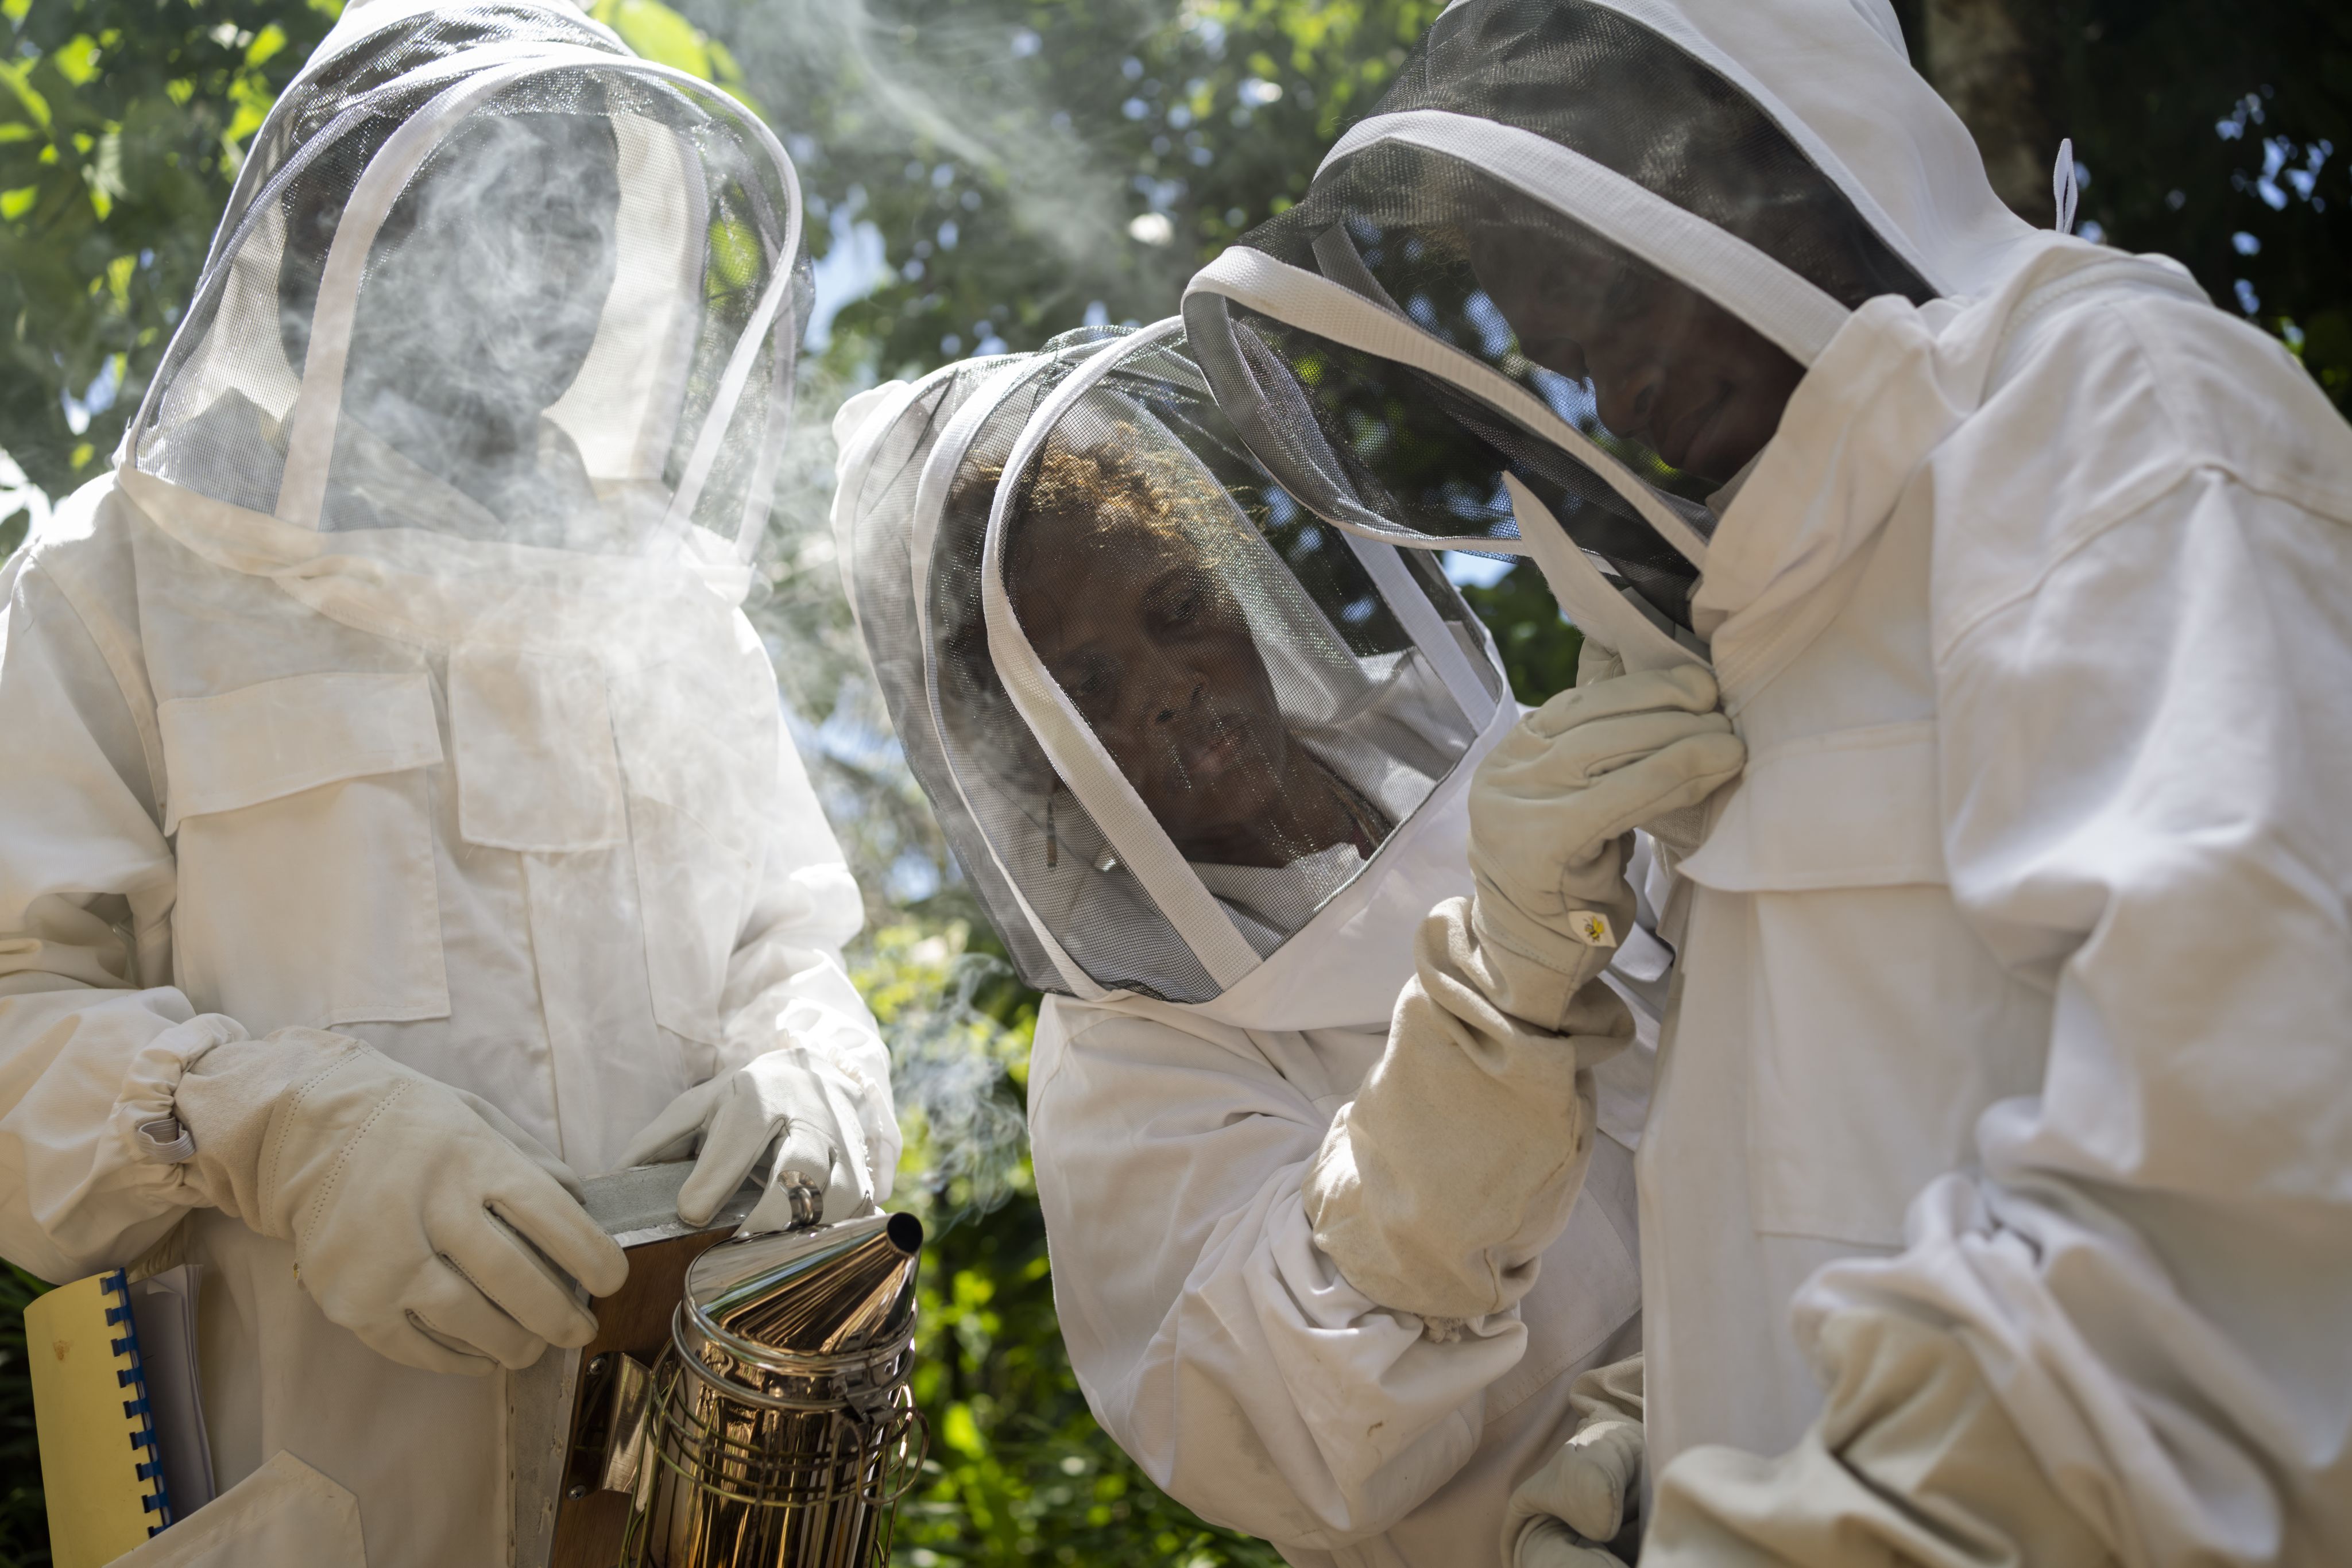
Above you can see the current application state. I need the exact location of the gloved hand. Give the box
[619,1048,876,1236]
[172,1027,627,1376]
[1571,637,1712,858]
[1468,665,1743,1028]
[1504,1354,1646,1568]
[1304,673,1736,1322]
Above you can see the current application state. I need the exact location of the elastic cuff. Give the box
[111,1013,250,1167]
[136,1117,196,1163]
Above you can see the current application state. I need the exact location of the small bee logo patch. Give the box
[1568,911,1618,947]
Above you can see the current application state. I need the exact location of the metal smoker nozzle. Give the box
[617,1210,930,1568]
[686,1210,924,1361]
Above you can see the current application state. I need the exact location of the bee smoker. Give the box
[548,1203,926,1568]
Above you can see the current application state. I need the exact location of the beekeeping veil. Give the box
[123,0,808,594]
[834,324,1512,1027]
[1182,0,2041,674]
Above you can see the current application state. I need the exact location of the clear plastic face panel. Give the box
[933,328,1500,1002]
[132,10,804,562]
[1184,0,1932,631]
[837,354,1073,996]
[926,348,1216,1000]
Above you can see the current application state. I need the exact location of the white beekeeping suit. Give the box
[1184,0,2352,1563]
[833,324,1672,1567]
[0,2,892,1562]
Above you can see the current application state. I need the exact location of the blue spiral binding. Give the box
[97,1270,175,1535]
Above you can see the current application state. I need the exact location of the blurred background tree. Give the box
[0,1,2346,1565]
[0,0,337,517]
[1892,0,2352,397]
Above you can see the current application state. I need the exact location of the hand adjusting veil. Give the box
[834,324,1511,1020]
[1181,0,1937,675]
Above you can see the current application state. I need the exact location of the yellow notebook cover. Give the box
[25,1268,170,1568]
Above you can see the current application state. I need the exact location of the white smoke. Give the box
[677,0,1212,1230]
[753,342,1036,1236]
[869,935,1031,1229]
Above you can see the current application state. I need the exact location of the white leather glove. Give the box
[1468,665,1743,1025]
[1504,1354,1646,1568]
[1302,680,1736,1323]
[619,1048,876,1236]
[1572,637,1712,857]
[172,1028,627,1376]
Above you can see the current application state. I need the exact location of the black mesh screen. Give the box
[221,4,628,251]
[1190,0,1940,632]
[1250,0,1932,311]
[1195,292,1709,627]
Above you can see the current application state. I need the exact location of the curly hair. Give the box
[1007,427,1244,610]
[932,415,1245,796]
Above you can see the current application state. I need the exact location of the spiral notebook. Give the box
[25,1268,177,1568]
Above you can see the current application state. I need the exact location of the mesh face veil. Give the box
[837,324,1508,1007]
[127,0,808,573]
[1182,0,1937,669]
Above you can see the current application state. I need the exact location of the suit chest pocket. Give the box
[1678,722,2048,1249]
[605,669,772,1051]
[160,672,449,1033]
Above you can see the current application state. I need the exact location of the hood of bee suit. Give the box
[123,0,810,608]
[1181,0,2147,711]
[833,323,1518,1033]
[1579,0,2048,299]
[110,0,819,899]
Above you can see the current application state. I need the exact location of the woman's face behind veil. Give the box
[1006,446,1297,864]
[349,112,622,445]
[274,110,624,529]
[1467,221,1802,486]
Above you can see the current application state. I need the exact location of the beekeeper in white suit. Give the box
[830,324,1722,1567]
[0,3,892,1562]
[1187,0,2352,1563]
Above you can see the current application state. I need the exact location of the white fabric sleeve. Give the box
[714,698,898,1199]
[1794,472,2352,1565]
[1305,896,1633,1327]
[0,544,222,1282]
[1027,1000,1532,1552]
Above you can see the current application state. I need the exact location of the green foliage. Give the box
[585,0,759,115]
[1,1264,52,1568]
[0,0,338,498]
[1459,560,1585,706]
[2051,1,2352,411]
[853,922,1282,1567]
[679,0,1444,380]
[893,1190,1280,1568]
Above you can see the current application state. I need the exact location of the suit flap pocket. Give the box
[1678,721,1945,892]
[160,672,442,833]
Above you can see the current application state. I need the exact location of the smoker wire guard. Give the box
[509,1162,929,1568]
